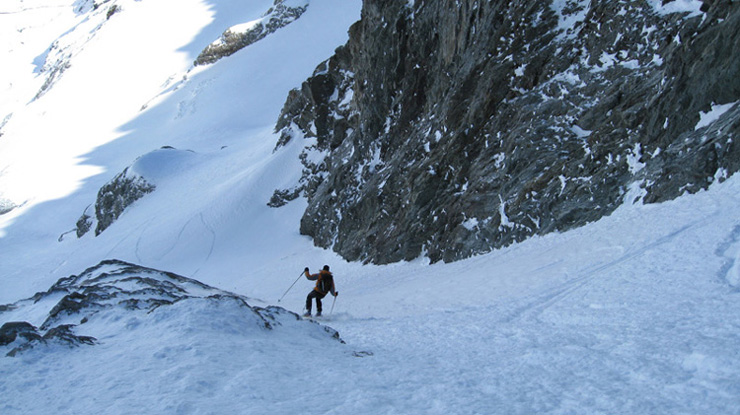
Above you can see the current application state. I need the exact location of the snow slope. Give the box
[1,0,739,414]
[2,175,739,414]
[0,0,362,299]
[325,178,740,414]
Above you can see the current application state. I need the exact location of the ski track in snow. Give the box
[715,224,740,290]
[321,182,740,414]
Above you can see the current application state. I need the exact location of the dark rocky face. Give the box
[272,0,739,264]
[92,168,156,236]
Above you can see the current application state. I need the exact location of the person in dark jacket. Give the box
[303,265,337,317]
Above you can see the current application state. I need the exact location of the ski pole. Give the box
[329,292,338,316]
[278,271,304,302]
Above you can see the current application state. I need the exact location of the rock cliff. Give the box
[273,0,739,264]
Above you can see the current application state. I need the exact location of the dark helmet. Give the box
[323,265,330,271]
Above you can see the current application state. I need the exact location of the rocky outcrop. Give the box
[75,146,205,238]
[80,166,155,237]
[0,322,42,347]
[72,146,209,238]
[194,0,309,66]
[274,0,739,264]
[270,44,356,207]
[0,198,16,216]
[0,323,97,357]
[0,259,342,357]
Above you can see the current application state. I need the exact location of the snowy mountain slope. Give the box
[1,0,739,414]
[322,177,740,414]
[0,0,362,300]
[2,167,739,414]
[1,260,350,414]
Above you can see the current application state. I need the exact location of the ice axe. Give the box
[278,270,304,303]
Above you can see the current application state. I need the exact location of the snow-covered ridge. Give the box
[0,259,342,358]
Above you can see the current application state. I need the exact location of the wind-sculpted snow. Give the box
[72,147,205,238]
[0,259,343,358]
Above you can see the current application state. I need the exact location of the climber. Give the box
[303,265,337,317]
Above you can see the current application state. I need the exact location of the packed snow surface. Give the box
[1,0,739,414]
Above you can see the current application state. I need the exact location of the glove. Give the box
[333,291,339,297]
[304,267,309,272]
